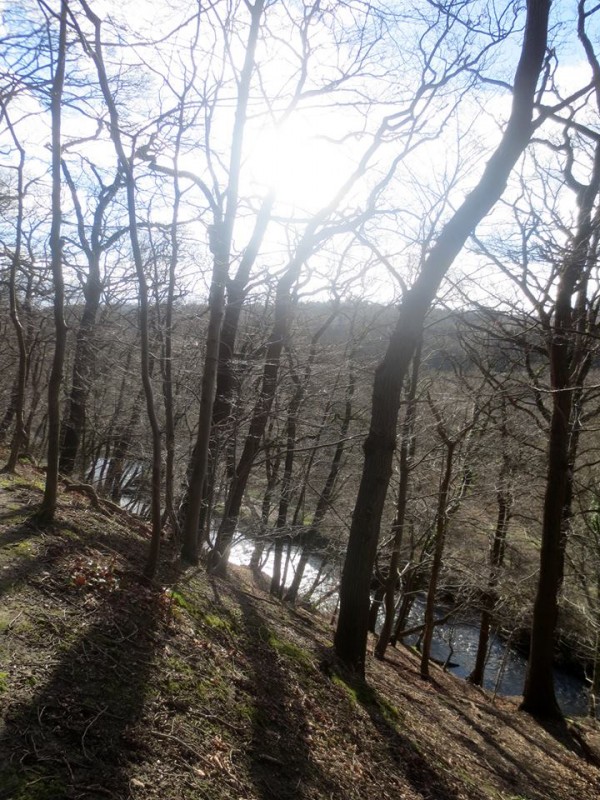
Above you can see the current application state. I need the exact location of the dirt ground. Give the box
[1,464,599,800]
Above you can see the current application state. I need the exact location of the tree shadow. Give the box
[0,513,44,544]
[441,694,600,796]
[318,646,462,800]
[0,520,66,599]
[229,585,336,800]
[0,512,149,601]
[0,504,39,524]
[0,573,164,800]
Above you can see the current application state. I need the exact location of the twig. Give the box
[152,730,211,764]
[81,706,107,760]
[6,609,24,630]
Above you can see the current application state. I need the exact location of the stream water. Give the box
[228,535,594,718]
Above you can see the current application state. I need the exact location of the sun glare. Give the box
[247,117,352,214]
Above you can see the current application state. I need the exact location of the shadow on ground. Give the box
[228,584,336,800]
[318,645,464,800]
[0,506,168,800]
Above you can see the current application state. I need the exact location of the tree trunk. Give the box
[2,113,28,473]
[420,441,455,679]
[80,0,164,581]
[59,162,120,476]
[37,1,67,524]
[285,356,355,603]
[209,265,300,575]
[375,338,422,659]
[521,103,600,716]
[468,488,511,686]
[180,0,266,563]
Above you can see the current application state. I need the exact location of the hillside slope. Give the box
[1,465,599,800]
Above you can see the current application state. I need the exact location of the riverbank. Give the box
[1,464,600,800]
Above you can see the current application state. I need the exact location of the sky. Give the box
[0,0,598,308]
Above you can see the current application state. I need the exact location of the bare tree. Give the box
[334,0,552,674]
[37,0,68,523]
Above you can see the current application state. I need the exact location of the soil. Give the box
[1,462,599,800]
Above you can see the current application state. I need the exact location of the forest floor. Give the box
[1,462,600,800]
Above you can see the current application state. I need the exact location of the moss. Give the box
[236,701,258,723]
[203,612,235,635]
[267,632,312,669]
[10,476,45,493]
[0,671,9,693]
[11,539,34,555]
[196,676,230,703]
[169,589,191,610]
[331,673,400,726]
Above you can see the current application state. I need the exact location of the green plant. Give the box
[268,632,312,668]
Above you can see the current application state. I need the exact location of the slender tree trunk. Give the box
[390,567,416,647]
[105,394,144,502]
[180,241,228,562]
[468,488,511,686]
[270,379,300,597]
[37,1,67,523]
[269,314,338,596]
[334,0,551,673]
[59,162,120,476]
[420,441,455,679]
[250,438,280,572]
[375,338,422,659]
[521,124,600,716]
[468,401,511,686]
[59,270,102,475]
[209,265,301,575]
[285,356,355,603]
[80,1,164,580]
[2,113,28,473]
[180,0,266,563]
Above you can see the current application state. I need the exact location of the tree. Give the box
[374,337,422,660]
[1,108,28,473]
[37,0,68,523]
[335,0,552,674]
[58,158,123,476]
[77,0,164,580]
[520,0,600,718]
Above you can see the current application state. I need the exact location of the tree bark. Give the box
[285,355,355,603]
[2,111,28,473]
[468,399,511,686]
[59,164,120,476]
[209,267,298,575]
[80,0,164,580]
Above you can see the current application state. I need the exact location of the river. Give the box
[228,534,595,718]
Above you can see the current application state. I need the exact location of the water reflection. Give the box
[404,598,591,718]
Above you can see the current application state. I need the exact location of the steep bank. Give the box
[1,465,599,800]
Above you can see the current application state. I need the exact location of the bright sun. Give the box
[247,116,353,214]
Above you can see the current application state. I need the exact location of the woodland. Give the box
[1,3,600,784]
